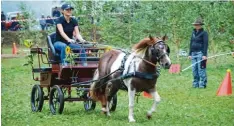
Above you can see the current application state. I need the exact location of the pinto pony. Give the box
[90,35,171,122]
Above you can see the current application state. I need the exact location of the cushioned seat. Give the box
[47,32,60,63]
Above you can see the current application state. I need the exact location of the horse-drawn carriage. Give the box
[28,33,172,122]
[29,33,117,114]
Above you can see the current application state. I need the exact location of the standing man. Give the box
[52,7,61,18]
[188,18,208,89]
[1,11,6,31]
[39,14,47,31]
[46,16,54,30]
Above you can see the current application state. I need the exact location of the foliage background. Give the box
[2,1,234,56]
[1,1,234,126]
[69,1,234,55]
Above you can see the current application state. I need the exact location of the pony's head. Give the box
[132,35,171,69]
[149,35,171,69]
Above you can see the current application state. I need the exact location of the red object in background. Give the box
[216,69,232,96]
[169,64,181,73]
[5,22,12,30]
[143,92,152,98]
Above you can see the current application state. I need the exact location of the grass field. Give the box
[1,47,234,126]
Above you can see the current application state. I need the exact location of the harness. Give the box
[117,43,164,90]
[120,41,170,80]
[72,41,167,91]
[120,54,159,80]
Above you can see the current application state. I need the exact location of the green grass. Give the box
[1,48,234,126]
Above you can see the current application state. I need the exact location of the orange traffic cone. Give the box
[143,92,152,98]
[12,42,18,54]
[216,69,232,96]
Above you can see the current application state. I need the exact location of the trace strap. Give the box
[120,71,159,80]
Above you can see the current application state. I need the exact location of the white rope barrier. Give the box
[181,52,234,72]
[0,9,162,23]
[1,17,58,23]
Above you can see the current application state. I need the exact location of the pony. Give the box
[90,35,171,122]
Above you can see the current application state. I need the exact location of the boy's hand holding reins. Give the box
[76,34,86,43]
[68,39,76,43]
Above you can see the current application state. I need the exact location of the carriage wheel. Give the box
[83,99,96,111]
[49,85,64,114]
[109,94,117,112]
[31,84,44,112]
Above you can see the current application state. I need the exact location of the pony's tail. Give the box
[89,69,99,101]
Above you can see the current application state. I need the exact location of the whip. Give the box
[181,52,234,72]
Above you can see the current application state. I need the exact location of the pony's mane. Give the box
[132,37,161,51]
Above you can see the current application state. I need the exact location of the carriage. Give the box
[29,33,117,114]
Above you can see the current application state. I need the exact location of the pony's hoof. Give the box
[107,113,111,117]
[146,112,152,119]
[129,118,136,122]
[129,120,136,123]
[101,111,107,115]
[147,114,152,119]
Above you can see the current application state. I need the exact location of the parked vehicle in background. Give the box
[4,11,23,31]
[178,49,188,57]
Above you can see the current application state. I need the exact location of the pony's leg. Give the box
[106,99,111,116]
[105,82,112,116]
[105,80,120,117]
[100,95,107,114]
[128,88,136,122]
[147,90,161,119]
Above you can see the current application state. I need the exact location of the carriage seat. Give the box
[47,32,60,63]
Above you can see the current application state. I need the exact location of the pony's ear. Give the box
[149,34,154,41]
[162,34,168,41]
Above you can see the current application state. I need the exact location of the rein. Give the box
[134,55,159,67]
[133,41,169,68]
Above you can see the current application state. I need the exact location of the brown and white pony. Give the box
[90,35,171,122]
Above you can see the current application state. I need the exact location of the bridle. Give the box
[150,40,170,62]
[132,40,170,68]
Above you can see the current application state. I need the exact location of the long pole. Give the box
[181,52,234,72]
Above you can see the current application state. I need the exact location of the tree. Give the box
[69,1,234,54]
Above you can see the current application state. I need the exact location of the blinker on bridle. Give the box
[151,40,169,61]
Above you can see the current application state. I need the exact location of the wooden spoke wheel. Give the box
[31,84,44,112]
[49,85,64,114]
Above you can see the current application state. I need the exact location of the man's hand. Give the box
[188,56,192,60]
[202,56,207,60]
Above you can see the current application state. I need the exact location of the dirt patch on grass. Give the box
[1,54,27,59]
